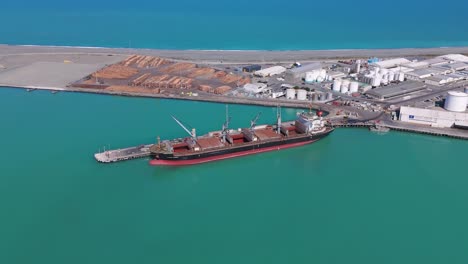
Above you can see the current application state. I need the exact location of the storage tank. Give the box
[296,89,307,100]
[464,87,468,94]
[341,80,350,90]
[311,93,318,102]
[305,71,318,83]
[333,80,342,91]
[286,88,296,99]
[319,69,327,79]
[388,71,395,82]
[371,76,381,87]
[349,82,359,93]
[397,72,405,82]
[444,91,468,112]
[340,85,349,94]
[326,92,333,101]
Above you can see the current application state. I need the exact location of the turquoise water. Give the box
[1,87,468,263]
[1,0,468,49]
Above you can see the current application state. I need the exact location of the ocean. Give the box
[1,1,468,262]
[0,87,468,264]
[1,0,468,50]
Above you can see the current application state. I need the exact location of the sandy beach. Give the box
[1,44,468,64]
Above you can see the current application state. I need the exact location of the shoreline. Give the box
[2,44,468,63]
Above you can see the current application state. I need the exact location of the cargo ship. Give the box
[149,107,333,166]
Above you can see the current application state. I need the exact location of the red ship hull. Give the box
[149,139,318,166]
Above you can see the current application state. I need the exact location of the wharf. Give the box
[94,144,153,163]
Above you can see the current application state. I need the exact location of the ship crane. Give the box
[171,115,197,141]
[250,112,262,131]
[221,105,232,143]
[276,106,282,134]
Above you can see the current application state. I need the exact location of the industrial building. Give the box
[254,66,286,77]
[243,83,268,94]
[242,65,261,73]
[365,82,426,100]
[399,106,468,128]
[373,58,411,68]
[286,63,322,79]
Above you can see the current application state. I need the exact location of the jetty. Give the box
[94,144,153,163]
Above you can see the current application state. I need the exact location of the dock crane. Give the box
[250,112,262,132]
[171,115,197,141]
[221,105,232,143]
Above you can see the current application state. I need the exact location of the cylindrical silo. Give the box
[296,89,307,100]
[305,71,317,83]
[444,91,468,112]
[464,87,468,94]
[341,80,350,90]
[349,82,359,93]
[326,92,333,101]
[388,71,395,82]
[398,72,405,82]
[371,76,381,87]
[312,93,318,102]
[286,89,296,99]
[333,80,342,92]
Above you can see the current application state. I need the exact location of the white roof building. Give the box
[439,54,468,63]
[254,66,286,77]
[400,106,468,128]
[243,83,268,94]
[374,58,411,68]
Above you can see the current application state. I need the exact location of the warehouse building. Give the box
[242,65,261,73]
[365,82,426,100]
[399,106,468,128]
[374,58,411,68]
[286,63,322,79]
[254,66,286,77]
[424,75,454,86]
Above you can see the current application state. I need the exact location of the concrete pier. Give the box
[94,144,153,163]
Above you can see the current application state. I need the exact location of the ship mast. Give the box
[250,112,262,131]
[222,105,232,143]
[171,115,197,140]
[276,106,282,134]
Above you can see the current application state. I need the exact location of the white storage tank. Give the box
[397,72,405,82]
[341,80,350,90]
[371,76,381,87]
[319,69,327,79]
[340,85,349,94]
[326,92,333,101]
[286,88,296,99]
[349,82,359,93]
[333,80,342,91]
[296,89,307,100]
[388,71,395,82]
[312,93,318,101]
[444,91,468,112]
[305,71,318,83]
[464,87,468,94]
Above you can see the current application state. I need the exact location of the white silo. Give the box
[286,89,296,99]
[326,92,333,101]
[464,87,468,94]
[297,89,307,100]
[355,60,361,73]
[371,76,381,87]
[312,93,318,101]
[349,82,359,93]
[305,71,318,83]
[397,72,405,82]
[333,80,342,92]
[319,69,327,79]
[388,71,395,82]
[444,91,468,112]
[341,80,350,90]
[340,85,349,94]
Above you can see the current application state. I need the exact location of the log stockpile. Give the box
[186,67,216,78]
[121,55,170,68]
[160,62,196,74]
[106,85,161,94]
[93,65,138,79]
[214,86,232,94]
[135,74,194,89]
